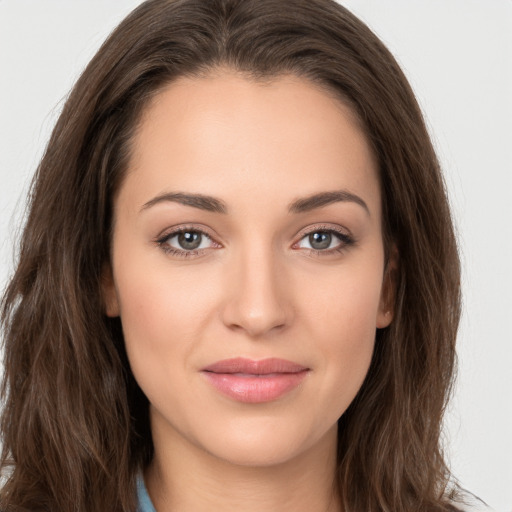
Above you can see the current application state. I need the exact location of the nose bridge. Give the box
[221,238,291,337]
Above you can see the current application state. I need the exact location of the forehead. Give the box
[122,70,380,218]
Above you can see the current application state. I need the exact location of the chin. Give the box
[192,415,337,468]
[207,441,306,468]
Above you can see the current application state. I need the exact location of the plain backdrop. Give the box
[0,1,511,510]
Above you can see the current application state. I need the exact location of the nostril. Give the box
[221,302,290,338]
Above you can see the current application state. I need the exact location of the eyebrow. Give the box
[288,190,370,215]
[140,192,227,214]
[140,189,369,216]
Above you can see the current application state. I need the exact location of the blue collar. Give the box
[137,474,157,512]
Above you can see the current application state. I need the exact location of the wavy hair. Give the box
[1,0,461,510]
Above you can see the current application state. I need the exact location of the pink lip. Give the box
[201,358,310,403]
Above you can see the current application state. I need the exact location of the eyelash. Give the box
[293,224,355,256]
[155,224,355,259]
[155,225,219,258]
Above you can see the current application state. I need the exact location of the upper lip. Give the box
[202,357,309,375]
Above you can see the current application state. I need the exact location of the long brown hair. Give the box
[1,1,461,510]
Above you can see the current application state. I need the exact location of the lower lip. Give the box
[202,371,309,403]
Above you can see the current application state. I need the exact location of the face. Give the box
[104,70,393,468]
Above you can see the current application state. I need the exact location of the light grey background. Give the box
[1,1,511,510]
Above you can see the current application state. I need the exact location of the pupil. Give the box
[178,231,201,250]
[309,232,331,250]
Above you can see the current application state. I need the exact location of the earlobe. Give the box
[376,245,398,329]
[101,263,120,317]
[376,308,393,329]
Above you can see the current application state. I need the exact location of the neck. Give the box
[145,418,341,512]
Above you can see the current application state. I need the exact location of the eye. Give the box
[295,227,354,254]
[168,230,210,250]
[156,227,219,256]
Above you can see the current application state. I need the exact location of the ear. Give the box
[101,263,120,317]
[376,245,398,329]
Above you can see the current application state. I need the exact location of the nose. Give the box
[220,246,292,338]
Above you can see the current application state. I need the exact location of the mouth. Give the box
[201,357,310,403]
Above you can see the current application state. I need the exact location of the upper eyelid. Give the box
[156,224,217,241]
[157,223,349,236]
[295,223,352,239]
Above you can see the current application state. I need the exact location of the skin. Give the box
[104,69,394,512]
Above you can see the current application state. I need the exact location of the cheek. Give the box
[112,250,220,392]
[300,260,383,410]
[303,255,384,340]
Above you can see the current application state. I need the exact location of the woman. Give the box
[0,0,485,511]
